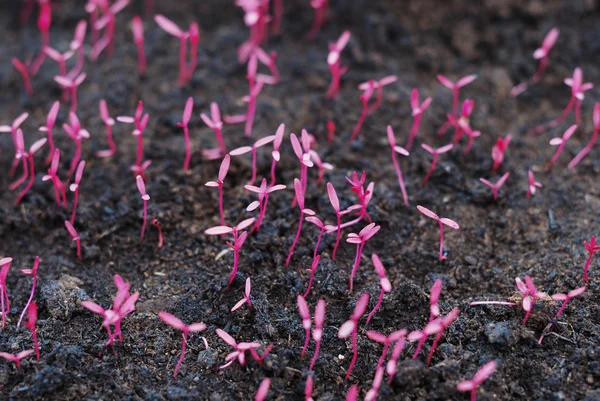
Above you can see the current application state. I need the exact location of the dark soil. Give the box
[0,0,599,400]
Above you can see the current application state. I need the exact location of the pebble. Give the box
[40,275,88,320]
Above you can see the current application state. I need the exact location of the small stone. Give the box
[40,275,88,320]
[464,255,477,266]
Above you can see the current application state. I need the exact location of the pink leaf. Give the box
[205,226,233,235]
[82,301,105,315]
[417,205,439,221]
[183,97,194,125]
[154,14,183,37]
[158,312,187,331]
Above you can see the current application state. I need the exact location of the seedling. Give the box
[205,155,231,227]
[43,149,68,209]
[491,135,512,171]
[230,134,276,186]
[367,329,406,374]
[188,22,200,80]
[255,378,271,401]
[405,88,432,150]
[11,58,33,96]
[253,47,280,85]
[407,319,442,359]
[511,28,559,96]
[546,124,576,171]
[97,99,117,158]
[365,366,385,401]
[177,97,194,171]
[69,161,85,224]
[216,328,262,369]
[461,126,481,155]
[231,277,252,312]
[526,170,542,198]
[308,0,328,39]
[305,375,315,401]
[200,102,227,154]
[302,252,321,296]
[359,75,398,114]
[309,299,326,370]
[479,172,510,200]
[158,312,207,379]
[350,80,374,142]
[25,302,40,360]
[245,179,286,233]
[64,221,81,259]
[68,20,87,78]
[0,350,35,369]
[286,179,316,267]
[38,101,59,164]
[269,124,285,185]
[421,143,453,185]
[132,17,146,74]
[446,99,475,145]
[583,236,600,283]
[365,254,391,324]
[429,279,442,322]
[338,172,375,230]
[249,344,273,367]
[426,307,459,366]
[457,360,497,401]
[29,0,52,73]
[0,258,12,327]
[327,120,335,144]
[417,205,460,261]
[327,182,344,260]
[136,175,150,240]
[290,130,314,197]
[63,112,90,178]
[54,73,86,113]
[44,47,74,98]
[387,126,410,206]
[338,293,369,380]
[437,74,477,117]
[91,0,128,59]
[570,102,600,168]
[326,31,351,99]
[17,256,40,328]
[235,0,269,62]
[204,218,256,285]
[10,129,28,191]
[297,295,312,357]
[0,112,29,170]
[538,286,586,344]
[154,15,189,86]
[14,137,46,206]
[309,149,333,186]
[151,219,164,248]
[118,102,150,175]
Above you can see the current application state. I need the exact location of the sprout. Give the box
[417,205,460,261]
[158,312,207,379]
[479,172,510,201]
[338,293,369,380]
[457,360,497,401]
[405,88,432,150]
[326,31,351,99]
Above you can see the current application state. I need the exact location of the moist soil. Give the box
[0,0,599,400]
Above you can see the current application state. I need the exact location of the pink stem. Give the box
[0,286,5,327]
[69,139,81,178]
[271,0,283,34]
[136,135,144,167]
[70,189,80,224]
[141,200,148,239]
[412,336,426,359]
[229,248,239,286]
[309,339,321,370]
[349,243,364,292]
[452,88,459,116]
[569,128,598,169]
[426,331,443,366]
[368,86,383,115]
[545,143,565,172]
[390,149,409,206]
[345,329,358,380]
[422,153,438,186]
[174,332,188,379]
[16,156,35,205]
[178,37,187,87]
[269,159,277,186]
[137,42,146,75]
[406,114,422,150]
[548,96,575,129]
[313,228,324,258]
[376,342,390,372]
[332,214,341,260]
[438,220,445,260]
[538,299,570,344]
[584,253,593,283]
[303,269,315,298]
[45,128,55,164]
[286,212,305,266]
[32,329,40,360]
[17,275,36,328]
[183,125,191,170]
[245,95,256,137]
[218,185,225,226]
[249,148,257,186]
[215,128,227,153]
[308,6,324,40]
[366,288,384,324]
[350,101,368,142]
[10,158,28,191]
[301,328,310,357]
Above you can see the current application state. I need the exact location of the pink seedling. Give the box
[43,149,68,209]
[479,172,510,201]
[366,254,391,324]
[136,176,150,240]
[426,307,459,366]
[327,182,344,260]
[421,143,453,185]
[151,219,164,248]
[306,216,329,259]
[303,254,321,299]
[390,338,409,384]
[44,47,74,97]
[350,80,375,142]
[429,279,443,322]
[38,101,59,164]
[309,299,326,370]
[365,366,385,401]
[546,124,577,171]
[205,218,256,285]
[158,312,207,379]
[583,236,600,283]
[446,99,475,145]
[359,75,398,114]
[245,179,286,233]
[230,134,276,186]
[290,130,314,196]
[69,160,85,224]
[200,102,227,154]
[326,31,351,99]
[64,221,81,259]
[339,171,375,229]
[327,120,335,144]
[408,319,442,359]
[387,126,410,206]
[25,302,40,360]
[253,47,280,85]
[11,58,33,96]
[97,99,117,158]
[54,73,86,113]
[68,20,87,79]
[231,277,252,312]
[132,16,146,74]
[461,124,481,155]
[538,286,586,344]
[406,88,432,150]
[511,28,559,97]
[155,14,189,87]
[9,129,28,191]
[417,205,460,261]
[13,136,46,206]
[0,350,35,369]
[305,375,315,401]
[118,101,150,175]
[308,0,328,39]
[286,179,316,266]
[0,112,29,169]
[91,0,129,59]
[526,170,542,198]
[235,0,269,62]
[29,0,52,73]
[269,124,285,185]
[491,135,512,171]
[17,256,40,328]
[249,344,273,368]
[367,329,406,375]
[0,258,12,327]
[216,328,262,369]
[570,103,600,168]
[457,360,497,401]
[297,295,312,357]
[437,74,477,117]
[177,97,194,171]
[346,385,359,401]
[63,112,90,178]
[338,293,369,380]
[205,155,231,227]
[255,378,271,401]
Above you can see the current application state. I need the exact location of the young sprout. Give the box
[14,137,46,206]
[154,15,189,87]
[457,360,497,401]
[25,302,40,360]
[538,287,586,344]
[303,255,321,299]
[132,16,146,75]
[12,58,33,96]
[286,179,316,267]
[158,312,207,379]
[386,331,407,384]
[255,378,271,401]
[216,328,261,369]
[387,126,410,206]
[366,254,391,324]
[10,129,28,191]
[151,219,164,248]
[365,366,385,401]
[117,101,150,174]
[200,102,227,154]
[306,216,329,259]
[64,221,81,259]
[338,293,369,380]
[69,20,87,78]
[405,88,432,150]
[230,134,276,186]
[0,350,35,369]
[437,74,477,117]
[235,1,269,62]
[231,277,252,312]
[0,258,12,327]
[426,308,459,366]
[511,28,559,96]
[38,101,59,164]
[350,80,375,142]
[269,124,285,186]
[245,179,286,233]
[359,75,398,114]
[17,256,40,328]
[479,172,510,201]
[69,161,86,224]
[340,171,375,229]
[97,99,117,158]
[205,155,231,227]
[491,135,512,171]
[570,103,600,168]
[44,47,74,98]
[583,236,600,283]
[327,120,336,144]
[421,143,453,185]
[63,112,90,178]
[546,125,577,171]
[29,0,52,73]
[54,73,86,113]
[417,205,460,261]
[188,22,200,81]
[308,148,333,186]
[309,299,326,370]
[429,279,443,322]
[526,170,542,198]
[446,99,475,145]
[290,130,314,197]
[0,112,29,163]
[367,329,406,374]
[249,344,273,367]
[90,0,128,59]
[297,295,312,357]
[308,0,328,39]
[326,31,351,99]
[136,176,150,240]
[43,149,67,209]
[177,97,194,171]
[252,47,280,85]
[407,319,442,359]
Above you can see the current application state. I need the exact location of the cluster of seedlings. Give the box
[0,0,596,400]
